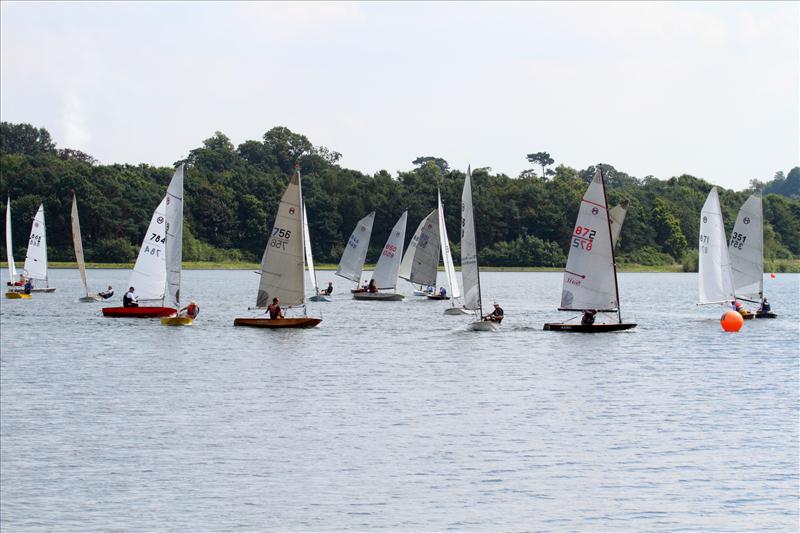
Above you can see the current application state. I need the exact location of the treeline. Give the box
[1,121,799,270]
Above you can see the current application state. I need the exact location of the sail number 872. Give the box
[572,226,596,251]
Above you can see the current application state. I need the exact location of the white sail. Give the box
[257,168,305,308]
[336,211,375,283]
[438,189,461,299]
[399,209,440,287]
[609,201,628,248]
[164,165,184,309]
[23,204,48,282]
[6,198,17,282]
[303,202,319,295]
[698,187,735,305]
[559,170,617,311]
[129,197,168,302]
[461,168,481,311]
[729,192,763,300]
[71,194,91,297]
[372,211,407,290]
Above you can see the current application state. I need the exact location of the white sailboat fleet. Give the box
[729,192,775,318]
[698,187,737,310]
[234,165,321,328]
[544,170,636,332]
[5,199,56,295]
[353,211,408,301]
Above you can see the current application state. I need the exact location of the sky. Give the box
[1,1,798,190]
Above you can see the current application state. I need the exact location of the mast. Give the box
[600,169,622,324]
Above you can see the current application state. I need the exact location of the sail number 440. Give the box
[572,226,596,251]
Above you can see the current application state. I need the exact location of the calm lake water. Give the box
[1,269,798,531]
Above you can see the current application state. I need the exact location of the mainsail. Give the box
[460,167,482,312]
[164,165,184,309]
[336,212,375,284]
[71,194,91,297]
[302,202,319,295]
[257,168,305,308]
[5,198,17,282]
[23,204,48,283]
[729,192,763,301]
[399,209,440,287]
[372,211,407,290]
[438,189,461,300]
[559,170,618,312]
[129,197,168,302]
[698,187,735,305]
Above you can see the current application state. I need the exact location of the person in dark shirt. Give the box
[323,281,333,296]
[367,279,378,293]
[484,302,504,323]
[98,285,114,299]
[759,297,771,313]
[23,278,32,295]
[266,297,284,319]
[581,309,596,326]
[123,287,138,307]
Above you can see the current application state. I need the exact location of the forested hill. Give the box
[1,121,798,269]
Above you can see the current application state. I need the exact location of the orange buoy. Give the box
[770,273,776,279]
[720,310,744,332]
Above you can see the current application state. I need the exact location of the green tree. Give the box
[0,122,56,156]
[526,151,554,179]
[652,198,687,260]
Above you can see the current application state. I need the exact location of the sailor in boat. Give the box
[97,285,114,299]
[7,273,25,287]
[266,297,284,319]
[23,278,32,295]
[439,286,447,298]
[322,281,333,296]
[758,297,771,313]
[581,309,597,326]
[123,287,139,307]
[367,279,378,293]
[483,302,504,323]
[179,300,200,319]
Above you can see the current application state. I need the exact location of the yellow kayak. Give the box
[5,292,31,299]
[161,316,194,326]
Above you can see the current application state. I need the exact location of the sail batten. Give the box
[71,194,91,297]
[257,168,305,307]
[559,171,618,312]
[372,211,407,290]
[698,187,735,305]
[729,192,763,300]
[336,212,375,284]
[399,209,440,286]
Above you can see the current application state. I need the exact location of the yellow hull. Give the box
[161,316,194,326]
[5,292,31,299]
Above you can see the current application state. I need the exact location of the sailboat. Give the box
[697,187,736,313]
[4,198,30,299]
[160,166,193,326]
[337,211,375,292]
[544,169,637,332]
[102,167,184,318]
[71,194,100,302]
[460,166,497,331]
[304,204,330,302]
[398,209,440,295]
[353,211,407,301]
[234,165,321,328]
[729,191,776,319]
[427,189,462,308]
[8,204,57,293]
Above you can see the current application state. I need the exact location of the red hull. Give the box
[102,306,176,318]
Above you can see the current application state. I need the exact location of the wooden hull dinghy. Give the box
[741,311,777,320]
[5,292,31,299]
[543,322,637,332]
[426,294,450,300]
[352,292,404,301]
[102,306,177,318]
[234,317,321,329]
